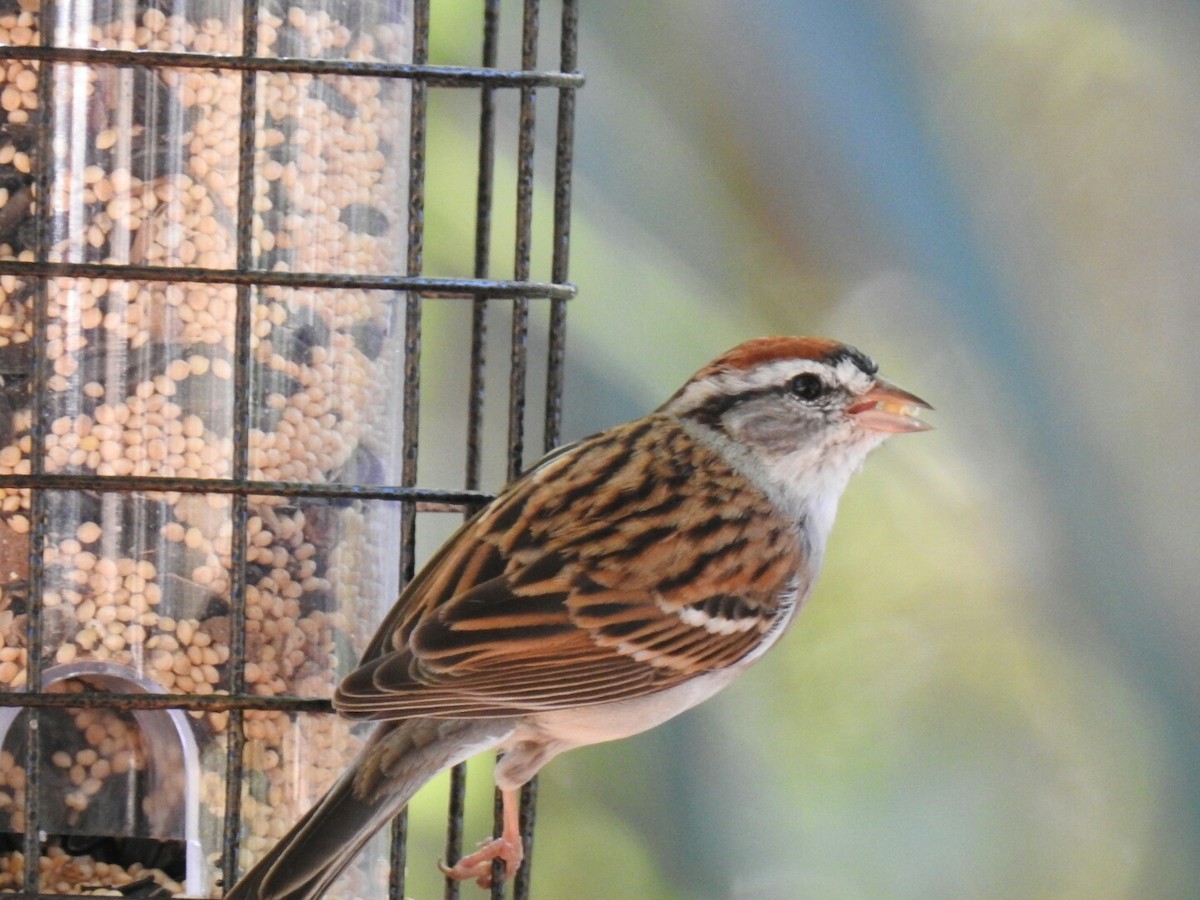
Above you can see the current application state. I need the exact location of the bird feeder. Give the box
[0,0,580,895]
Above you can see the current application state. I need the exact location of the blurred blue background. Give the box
[410,1,1200,897]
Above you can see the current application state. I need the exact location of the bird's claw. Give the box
[439,836,523,889]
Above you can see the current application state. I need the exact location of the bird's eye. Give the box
[789,373,826,401]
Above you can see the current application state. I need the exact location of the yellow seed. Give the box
[65,791,87,812]
[176,618,195,645]
[0,86,20,113]
[54,644,78,664]
[74,521,100,544]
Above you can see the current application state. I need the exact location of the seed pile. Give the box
[0,844,186,895]
[0,680,189,895]
[0,0,411,895]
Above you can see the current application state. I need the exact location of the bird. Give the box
[224,336,932,899]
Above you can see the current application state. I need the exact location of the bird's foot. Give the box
[439,836,524,889]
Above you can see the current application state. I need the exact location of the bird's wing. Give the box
[335,416,805,719]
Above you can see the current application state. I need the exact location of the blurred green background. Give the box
[403,1,1200,897]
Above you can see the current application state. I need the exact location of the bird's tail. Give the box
[223,717,513,900]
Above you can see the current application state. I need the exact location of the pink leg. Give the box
[440,787,524,888]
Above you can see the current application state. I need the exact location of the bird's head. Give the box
[661,336,932,514]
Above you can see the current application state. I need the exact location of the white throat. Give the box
[768,446,860,560]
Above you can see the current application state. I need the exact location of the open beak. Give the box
[849,379,933,433]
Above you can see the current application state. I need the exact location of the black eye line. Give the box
[685,375,843,430]
[685,381,804,429]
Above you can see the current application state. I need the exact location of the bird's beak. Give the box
[849,379,933,433]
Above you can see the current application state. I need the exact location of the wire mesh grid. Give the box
[0,0,580,896]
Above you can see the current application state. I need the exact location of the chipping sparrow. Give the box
[224,336,931,899]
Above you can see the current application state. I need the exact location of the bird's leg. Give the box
[439,786,524,888]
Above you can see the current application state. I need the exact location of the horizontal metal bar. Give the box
[0,692,333,712]
[0,260,577,300]
[0,44,585,88]
[0,472,495,506]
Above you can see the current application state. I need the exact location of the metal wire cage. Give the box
[0,0,580,896]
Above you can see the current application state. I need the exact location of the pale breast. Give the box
[518,667,741,751]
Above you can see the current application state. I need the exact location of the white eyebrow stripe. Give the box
[713,359,826,392]
[669,359,827,412]
[672,355,878,420]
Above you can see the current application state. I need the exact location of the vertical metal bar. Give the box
[391,1,430,897]
[510,775,540,900]
[21,1,58,892]
[442,762,468,900]
[492,4,540,897]
[464,0,501,492]
[446,1,502,896]
[543,0,579,455]
[505,0,539,486]
[220,1,260,892]
[400,0,430,623]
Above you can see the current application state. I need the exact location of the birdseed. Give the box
[0,0,411,894]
